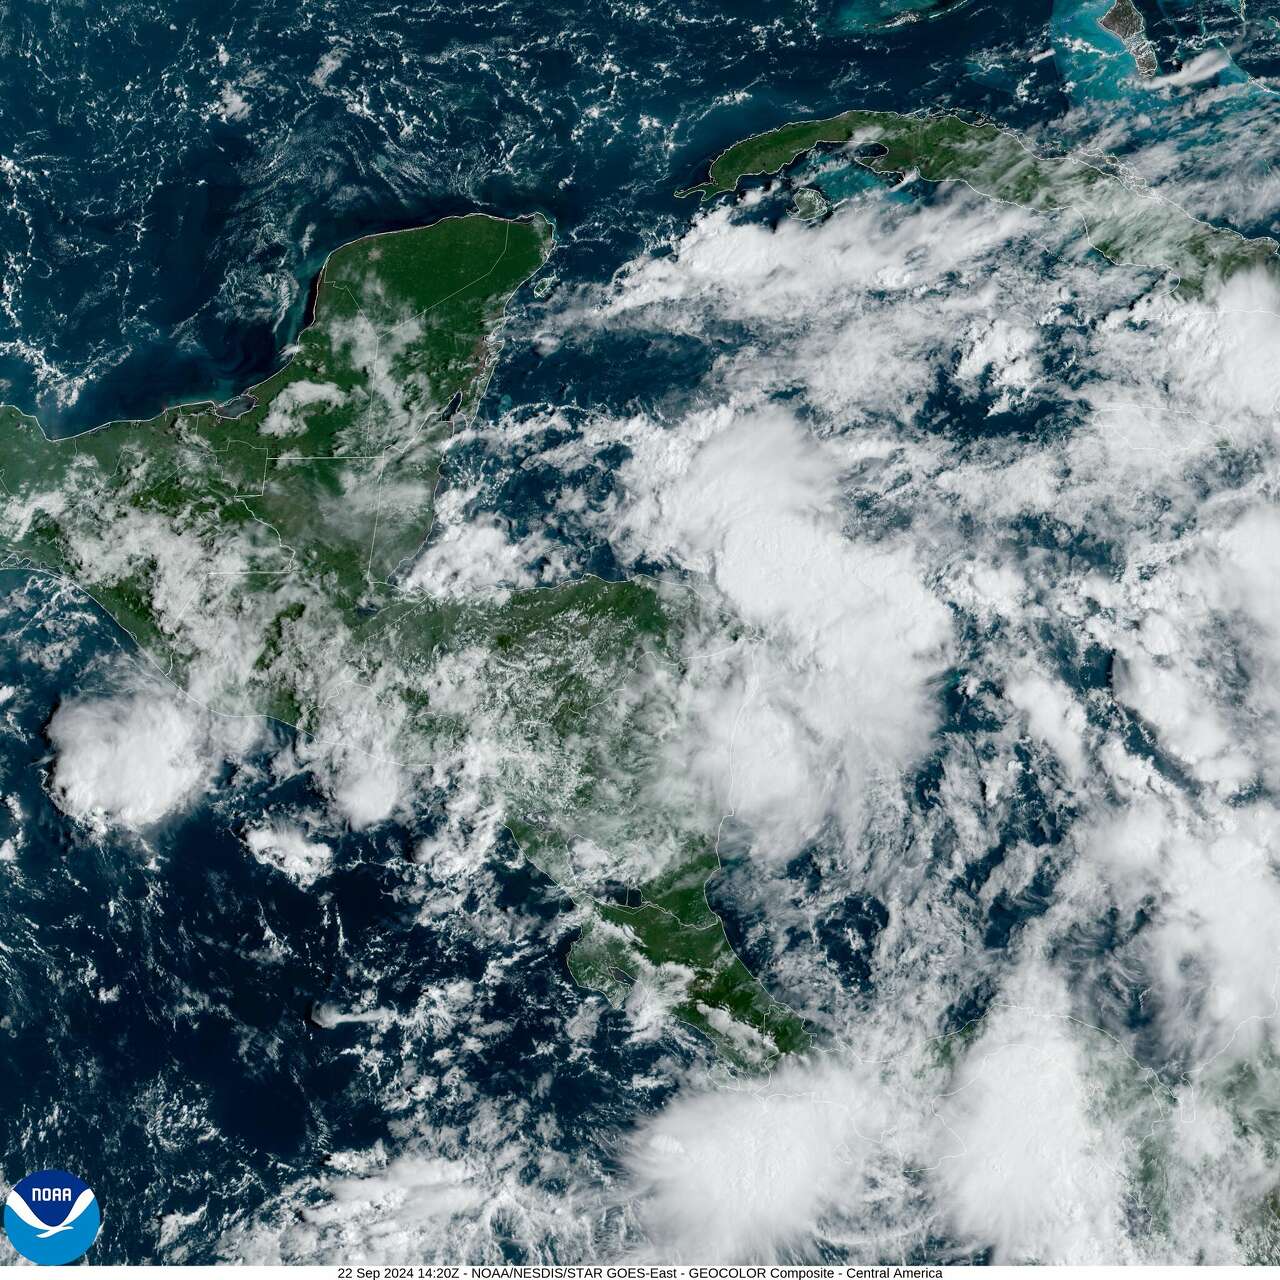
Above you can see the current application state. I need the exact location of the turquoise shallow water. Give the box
[829,0,973,31]
[1051,0,1140,101]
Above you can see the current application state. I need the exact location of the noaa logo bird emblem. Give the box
[3,1170,101,1265]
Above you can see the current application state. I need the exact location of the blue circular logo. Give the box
[4,1170,101,1265]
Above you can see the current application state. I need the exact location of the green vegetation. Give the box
[0,213,556,623]
[377,574,809,1064]
[679,108,1278,292]
[569,842,809,1067]
[678,114,876,201]
[0,211,808,1068]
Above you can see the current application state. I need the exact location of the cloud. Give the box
[259,379,347,437]
[219,1137,602,1264]
[1151,48,1233,89]
[310,44,349,89]
[934,986,1138,1263]
[289,668,409,830]
[403,514,565,602]
[1004,671,1089,783]
[244,822,333,885]
[46,684,253,833]
[530,172,1280,1261]
[593,405,952,859]
[159,118,1280,1264]
[329,756,404,829]
[620,1060,900,1261]
[216,82,251,122]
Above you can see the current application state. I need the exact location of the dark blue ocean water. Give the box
[4,0,1278,435]
[0,0,1105,432]
[1,0,1279,1263]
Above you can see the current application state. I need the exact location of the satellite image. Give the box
[1,0,1279,1266]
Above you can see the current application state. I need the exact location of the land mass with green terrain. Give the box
[679,108,1277,293]
[0,212,807,1068]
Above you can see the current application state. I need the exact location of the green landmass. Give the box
[1099,0,1158,76]
[1099,0,1143,40]
[792,186,831,222]
[0,212,807,1068]
[569,842,811,1063]
[678,109,1276,292]
[680,114,872,203]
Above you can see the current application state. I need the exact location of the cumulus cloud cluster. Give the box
[605,403,951,860]
[46,681,258,834]
[403,511,566,603]
[64,125,1280,1266]
[244,821,333,885]
[474,175,1280,1263]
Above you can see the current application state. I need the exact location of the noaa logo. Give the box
[4,1170,101,1265]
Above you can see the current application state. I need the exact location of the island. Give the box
[0,212,808,1069]
[678,108,1277,293]
[1099,0,1158,78]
